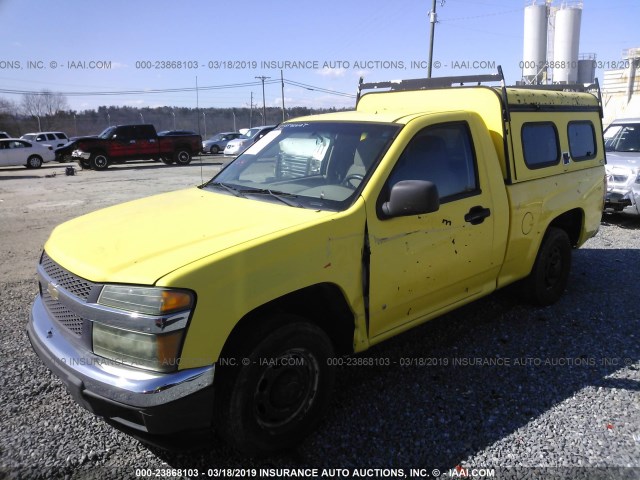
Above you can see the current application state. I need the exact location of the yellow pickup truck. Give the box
[28,70,606,454]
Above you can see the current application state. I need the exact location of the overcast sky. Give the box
[1,0,638,111]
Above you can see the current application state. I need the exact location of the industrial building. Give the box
[521,1,639,124]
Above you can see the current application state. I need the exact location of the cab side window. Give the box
[115,126,134,141]
[568,121,597,161]
[388,122,479,202]
[522,122,560,169]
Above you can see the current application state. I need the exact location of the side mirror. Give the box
[381,180,440,218]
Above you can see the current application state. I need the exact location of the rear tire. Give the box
[26,155,43,168]
[160,156,174,165]
[215,317,335,455]
[522,227,571,306]
[174,149,192,165]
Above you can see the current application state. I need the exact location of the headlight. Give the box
[93,285,194,372]
[93,323,183,372]
[98,285,193,315]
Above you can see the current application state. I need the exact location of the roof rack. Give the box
[356,66,603,118]
[357,70,504,101]
[514,80,600,94]
[357,66,511,120]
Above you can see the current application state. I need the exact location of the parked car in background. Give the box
[224,125,276,156]
[21,131,70,150]
[603,118,640,215]
[65,124,201,170]
[202,132,241,154]
[0,131,11,139]
[0,138,55,168]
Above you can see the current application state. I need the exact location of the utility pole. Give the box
[202,112,206,138]
[427,0,440,78]
[249,92,253,128]
[281,70,285,122]
[255,75,270,125]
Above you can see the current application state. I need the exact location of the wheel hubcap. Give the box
[544,246,562,289]
[253,349,319,428]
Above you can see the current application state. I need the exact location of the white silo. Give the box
[522,1,549,84]
[552,2,583,83]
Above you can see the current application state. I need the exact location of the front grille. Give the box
[41,252,95,301]
[41,287,84,337]
[39,252,99,340]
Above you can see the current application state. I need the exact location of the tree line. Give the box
[0,91,346,139]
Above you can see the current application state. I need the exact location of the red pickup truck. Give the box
[64,124,201,170]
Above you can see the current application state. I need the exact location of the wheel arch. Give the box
[218,283,355,362]
[174,143,192,154]
[547,208,584,247]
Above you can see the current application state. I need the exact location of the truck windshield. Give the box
[604,123,640,152]
[204,121,400,211]
[98,127,116,139]
[241,127,262,139]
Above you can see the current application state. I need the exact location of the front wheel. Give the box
[522,227,571,306]
[26,155,43,168]
[160,156,174,165]
[215,318,335,455]
[210,145,220,154]
[174,149,192,165]
[89,152,109,170]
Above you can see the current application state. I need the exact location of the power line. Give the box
[283,80,356,98]
[0,77,355,99]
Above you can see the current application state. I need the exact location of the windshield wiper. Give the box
[242,188,304,208]
[207,182,247,198]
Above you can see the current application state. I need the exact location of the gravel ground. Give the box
[0,162,639,480]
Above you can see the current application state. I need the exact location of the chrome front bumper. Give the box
[72,149,91,160]
[605,189,640,215]
[28,295,215,433]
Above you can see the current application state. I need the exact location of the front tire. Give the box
[89,152,109,170]
[26,155,43,168]
[522,227,571,306]
[174,149,192,165]
[215,318,335,455]
[210,145,220,154]
[160,156,174,165]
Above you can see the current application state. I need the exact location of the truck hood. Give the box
[45,187,335,285]
[606,151,639,168]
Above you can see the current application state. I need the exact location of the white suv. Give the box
[21,131,70,149]
[604,118,640,215]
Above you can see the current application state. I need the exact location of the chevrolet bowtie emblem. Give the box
[47,282,60,301]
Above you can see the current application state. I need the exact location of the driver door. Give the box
[366,119,501,338]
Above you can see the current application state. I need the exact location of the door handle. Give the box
[464,206,491,225]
